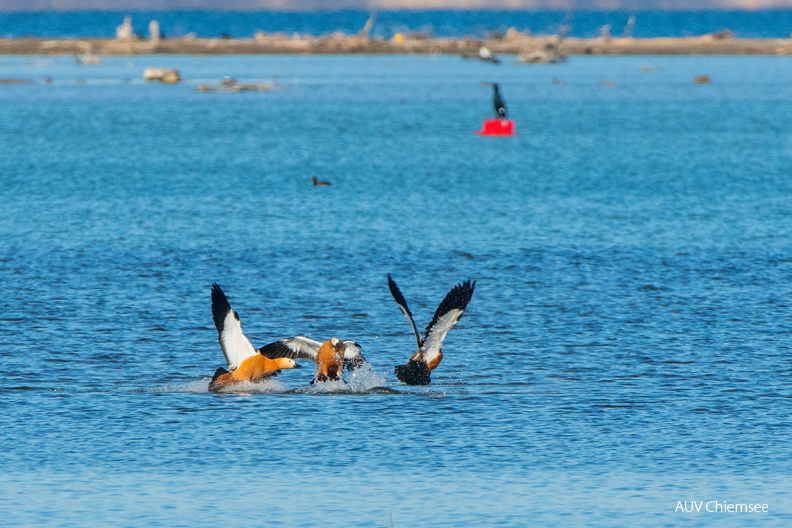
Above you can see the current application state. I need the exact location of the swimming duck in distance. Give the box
[312,177,332,186]
[388,275,476,386]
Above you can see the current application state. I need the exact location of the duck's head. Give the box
[273,357,300,370]
[330,337,346,357]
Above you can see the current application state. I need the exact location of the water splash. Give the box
[148,379,210,393]
[209,378,286,394]
[286,364,390,395]
[346,363,387,392]
[149,378,286,394]
[291,379,350,395]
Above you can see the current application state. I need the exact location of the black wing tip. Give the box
[387,274,413,316]
[386,273,399,293]
[211,282,227,301]
[210,283,232,332]
[462,278,476,300]
[446,279,476,311]
[386,274,399,294]
[423,278,476,336]
[211,283,227,301]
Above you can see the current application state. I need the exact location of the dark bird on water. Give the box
[491,82,507,119]
[388,274,475,386]
[312,177,331,186]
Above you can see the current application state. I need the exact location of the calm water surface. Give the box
[1,54,791,526]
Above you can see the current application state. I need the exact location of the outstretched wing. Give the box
[258,336,323,361]
[420,280,476,365]
[211,283,258,370]
[342,341,367,371]
[388,274,423,347]
[260,337,368,370]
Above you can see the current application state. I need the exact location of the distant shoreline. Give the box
[2,34,792,56]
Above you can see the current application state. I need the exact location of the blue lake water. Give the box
[1,54,792,526]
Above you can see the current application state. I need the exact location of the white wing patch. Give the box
[342,341,368,370]
[218,310,258,370]
[261,337,367,368]
[420,308,465,366]
[342,341,363,360]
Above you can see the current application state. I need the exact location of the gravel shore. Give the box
[2,33,792,56]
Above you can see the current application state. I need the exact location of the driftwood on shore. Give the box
[2,32,792,56]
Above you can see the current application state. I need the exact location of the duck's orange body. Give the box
[209,283,305,392]
[209,355,297,391]
[232,355,294,381]
[314,338,345,382]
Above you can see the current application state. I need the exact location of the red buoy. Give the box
[477,119,515,136]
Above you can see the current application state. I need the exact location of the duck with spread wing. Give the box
[208,283,366,390]
[388,275,475,386]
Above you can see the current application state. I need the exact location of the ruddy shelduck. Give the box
[388,275,475,386]
[258,336,368,383]
[208,283,301,392]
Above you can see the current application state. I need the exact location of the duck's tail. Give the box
[394,360,432,386]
